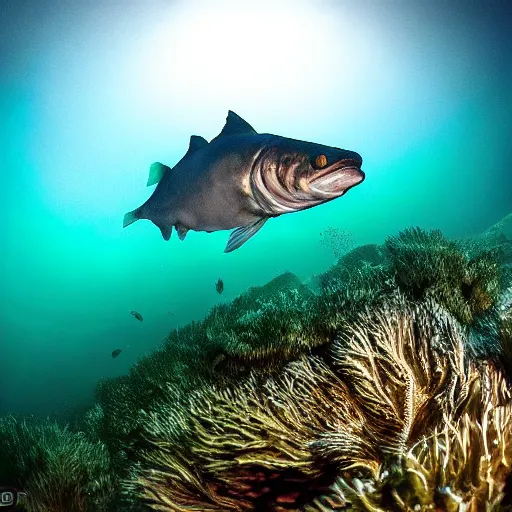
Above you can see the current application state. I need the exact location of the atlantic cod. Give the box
[123,111,365,253]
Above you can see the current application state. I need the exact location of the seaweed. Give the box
[127,296,512,511]
[3,218,512,511]
[385,227,502,325]
[0,416,116,512]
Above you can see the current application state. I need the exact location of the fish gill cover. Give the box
[1,215,512,511]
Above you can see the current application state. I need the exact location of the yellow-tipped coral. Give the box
[127,295,512,511]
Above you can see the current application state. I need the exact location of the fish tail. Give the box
[123,207,143,228]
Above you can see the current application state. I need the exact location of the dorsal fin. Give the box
[212,111,257,142]
[184,135,208,157]
[147,162,172,187]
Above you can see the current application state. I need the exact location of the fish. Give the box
[123,111,364,253]
[112,349,122,358]
[216,278,224,294]
[130,310,143,321]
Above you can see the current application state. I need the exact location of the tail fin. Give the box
[123,207,142,228]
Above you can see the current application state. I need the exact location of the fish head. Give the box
[250,137,364,215]
[303,145,364,199]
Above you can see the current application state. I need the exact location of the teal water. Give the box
[1,0,511,421]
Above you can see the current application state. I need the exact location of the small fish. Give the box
[123,111,364,253]
[112,349,122,358]
[130,310,143,321]
[216,278,224,294]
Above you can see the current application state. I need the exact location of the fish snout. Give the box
[347,150,363,168]
[308,151,364,198]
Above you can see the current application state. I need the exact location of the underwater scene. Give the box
[1,0,512,510]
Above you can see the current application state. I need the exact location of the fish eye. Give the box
[315,155,327,168]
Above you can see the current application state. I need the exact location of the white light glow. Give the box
[133,0,372,121]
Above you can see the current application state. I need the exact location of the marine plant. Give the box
[498,302,512,379]
[92,375,143,475]
[91,226,506,475]
[4,220,510,511]
[0,416,115,512]
[125,295,512,511]
[313,297,512,511]
[385,227,502,325]
[202,272,321,374]
[313,263,393,335]
[87,273,323,500]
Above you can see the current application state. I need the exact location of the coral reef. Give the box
[385,227,502,325]
[316,243,387,293]
[463,213,512,265]
[127,296,512,511]
[2,215,512,511]
[203,272,320,374]
[0,417,115,512]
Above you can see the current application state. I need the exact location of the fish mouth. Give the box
[308,159,365,198]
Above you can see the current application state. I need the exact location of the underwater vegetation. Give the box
[385,227,502,326]
[1,215,512,511]
[0,416,115,511]
[131,297,512,511]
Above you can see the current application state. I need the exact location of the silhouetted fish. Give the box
[112,349,122,358]
[130,310,143,321]
[123,111,364,253]
[216,278,224,294]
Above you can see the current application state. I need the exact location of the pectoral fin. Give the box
[224,218,267,253]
